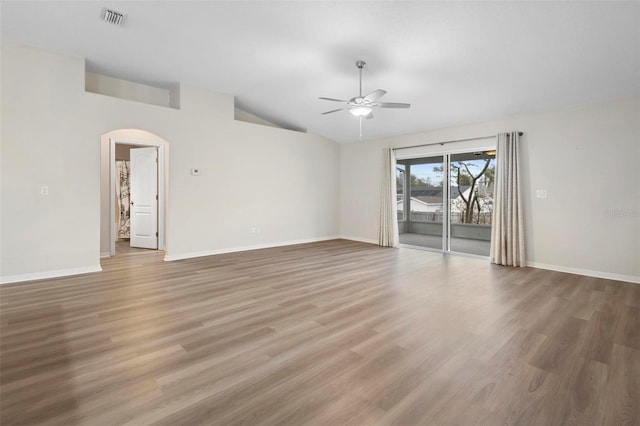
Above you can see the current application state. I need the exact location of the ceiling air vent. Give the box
[102,9,125,26]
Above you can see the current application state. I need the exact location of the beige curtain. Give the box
[490,132,525,266]
[379,148,399,247]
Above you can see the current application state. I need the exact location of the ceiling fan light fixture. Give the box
[349,105,373,117]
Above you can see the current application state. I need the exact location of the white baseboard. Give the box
[164,235,342,261]
[526,261,640,284]
[0,265,103,285]
[338,235,379,245]
[100,252,111,258]
[338,238,639,284]
[5,246,633,288]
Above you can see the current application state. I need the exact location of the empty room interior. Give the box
[1,1,639,425]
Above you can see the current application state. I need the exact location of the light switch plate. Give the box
[190,168,200,176]
[536,189,547,198]
[40,186,49,196]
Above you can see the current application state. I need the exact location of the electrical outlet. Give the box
[40,186,49,196]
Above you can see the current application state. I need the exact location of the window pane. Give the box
[449,153,495,225]
[449,151,495,256]
[409,159,443,223]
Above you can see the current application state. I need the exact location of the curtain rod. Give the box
[392,132,523,151]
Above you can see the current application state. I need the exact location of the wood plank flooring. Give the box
[1,239,639,425]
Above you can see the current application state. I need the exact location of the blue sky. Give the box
[404,159,495,186]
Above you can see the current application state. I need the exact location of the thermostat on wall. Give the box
[191,168,201,176]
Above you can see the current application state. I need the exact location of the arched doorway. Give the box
[100,129,169,257]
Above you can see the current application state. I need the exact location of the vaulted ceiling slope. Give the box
[2,1,639,143]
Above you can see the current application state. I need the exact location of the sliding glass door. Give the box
[448,152,495,256]
[397,149,496,256]
[397,156,444,251]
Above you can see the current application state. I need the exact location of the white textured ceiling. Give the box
[2,1,639,143]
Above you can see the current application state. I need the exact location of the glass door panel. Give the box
[449,151,496,256]
[396,156,444,251]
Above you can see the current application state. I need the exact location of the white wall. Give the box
[85,72,172,108]
[340,97,640,282]
[1,41,339,282]
[234,108,281,129]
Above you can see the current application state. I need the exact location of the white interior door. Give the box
[130,147,158,249]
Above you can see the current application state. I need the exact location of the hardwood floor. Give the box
[1,240,639,425]
[115,240,156,255]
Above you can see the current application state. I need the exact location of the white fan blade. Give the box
[378,102,410,108]
[364,89,387,102]
[319,97,347,102]
[321,108,343,115]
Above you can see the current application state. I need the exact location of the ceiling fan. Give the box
[319,60,410,120]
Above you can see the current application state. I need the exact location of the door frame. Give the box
[109,138,165,256]
[396,143,496,256]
